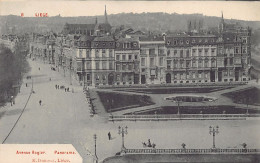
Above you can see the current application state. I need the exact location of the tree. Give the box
[0,43,30,103]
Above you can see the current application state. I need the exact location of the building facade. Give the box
[139,36,166,84]
[115,38,140,85]
[28,12,252,87]
[165,35,218,84]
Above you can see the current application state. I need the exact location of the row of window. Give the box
[116,54,138,61]
[166,38,216,45]
[91,61,114,70]
[141,58,164,67]
[78,46,248,59]
[167,48,216,57]
[115,64,139,71]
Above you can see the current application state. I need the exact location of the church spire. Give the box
[221,11,224,23]
[104,5,108,24]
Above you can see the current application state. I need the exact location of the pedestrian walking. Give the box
[10,96,14,106]
[49,77,51,81]
[26,83,28,87]
[67,87,69,92]
[65,88,67,92]
[55,85,57,89]
[38,67,40,70]
[39,100,42,106]
[108,132,111,140]
[58,85,59,89]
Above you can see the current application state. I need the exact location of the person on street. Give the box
[10,96,14,106]
[108,132,111,140]
[148,139,151,147]
[38,67,40,70]
[26,83,28,87]
[39,100,42,106]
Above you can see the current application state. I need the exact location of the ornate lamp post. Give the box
[209,126,219,149]
[93,134,98,163]
[118,126,128,152]
[173,97,182,115]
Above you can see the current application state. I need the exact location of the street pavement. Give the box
[0,59,260,163]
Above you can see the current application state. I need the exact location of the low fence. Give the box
[124,148,260,154]
[98,82,247,89]
[109,114,260,121]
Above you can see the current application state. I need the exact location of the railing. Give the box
[97,81,247,89]
[124,148,260,154]
[109,114,260,121]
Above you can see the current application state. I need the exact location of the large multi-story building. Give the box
[90,36,115,86]
[28,12,252,86]
[218,12,251,82]
[139,36,166,84]
[165,34,218,84]
[115,38,140,85]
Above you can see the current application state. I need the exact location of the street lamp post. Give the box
[173,98,181,115]
[209,126,219,149]
[93,134,98,163]
[118,126,128,152]
[177,99,180,115]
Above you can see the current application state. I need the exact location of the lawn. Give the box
[125,105,260,115]
[116,86,234,94]
[222,87,260,106]
[97,91,154,112]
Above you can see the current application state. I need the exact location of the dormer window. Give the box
[186,40,189,44]
[167,40,171,45]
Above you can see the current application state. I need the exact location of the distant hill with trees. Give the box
[1,12,260,34]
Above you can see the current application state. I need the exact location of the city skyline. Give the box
[0,1,260,21]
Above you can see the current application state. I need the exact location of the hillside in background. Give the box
[1,12,260,34]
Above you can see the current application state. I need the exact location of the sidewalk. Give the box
[0,77,32,143]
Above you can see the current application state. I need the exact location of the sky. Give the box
[0,1,260,21]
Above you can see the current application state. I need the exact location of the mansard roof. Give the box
[139,35,164,41]
[93,36,114,42]
[116,37,139,42]
[79,35,95,42]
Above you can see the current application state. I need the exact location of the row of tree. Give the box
[0,44,30,105]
